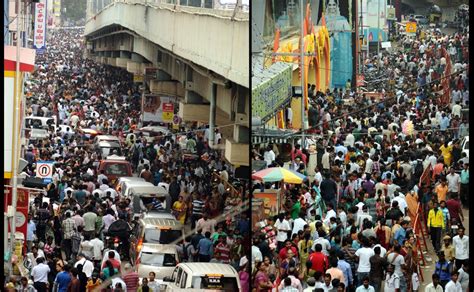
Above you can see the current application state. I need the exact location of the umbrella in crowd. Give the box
[252,167,307,184]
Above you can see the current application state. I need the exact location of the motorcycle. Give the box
[104,219,132,260]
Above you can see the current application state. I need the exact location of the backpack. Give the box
[71,232,82,254]
[414,162,424,178]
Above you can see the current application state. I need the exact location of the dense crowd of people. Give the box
[4,28,250,292]
[251,16,469,292]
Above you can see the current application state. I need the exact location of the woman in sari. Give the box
[253,261,272,292]
[172,195,187,224]
[297,233,313,273]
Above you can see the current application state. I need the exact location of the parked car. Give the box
[135,244,179,280]
[162,263,241,291]
[130,214,184,265]
[115,176,146,193]
[95,141,122,158]
[97,156,133,185]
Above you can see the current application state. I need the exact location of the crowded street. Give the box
[4,26,250,291]
[4,0,250,290]
[251,1,469,292]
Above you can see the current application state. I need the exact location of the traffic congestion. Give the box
[5,28,250,292]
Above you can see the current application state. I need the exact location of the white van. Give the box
[162,263,241,291]
[115,176,145,193]
[25,116,56,130]
[125,181,171,213]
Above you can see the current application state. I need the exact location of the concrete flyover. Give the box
[85,0,249,87]
[84,0,249,167]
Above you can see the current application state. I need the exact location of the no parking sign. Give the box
[36,161,54,183]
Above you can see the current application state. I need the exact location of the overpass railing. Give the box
[87,0,248,24]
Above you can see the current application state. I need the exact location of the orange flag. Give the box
[273,28,280,62]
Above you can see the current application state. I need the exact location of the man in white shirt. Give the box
[313,233,331,256]
[446,168,461,195]
[357,205,372,231]
[274,214,291,250]
[31,257,50,291]
[89,236,105,262]
[457,263,469,292]
[292,213,307,237]
[452,227,469,271]
[263,145,276,166]
[425,273,444,292]
[251,240,263,271]
[444,271,463,292]
[355,238,375,286]
[74,253,95,278]
[323,204,337,226]
[355,276,375,292]
[315,273,334,292]
[392,192,408,215]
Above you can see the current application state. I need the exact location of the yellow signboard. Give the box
[133,74,144,83]
[162,112,173,122]
[406,22,417,33]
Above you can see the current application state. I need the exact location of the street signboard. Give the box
[406,22,417,33]
[162,103,174,123]
[33,0,47,53]
[144,67,158,80]
[133,74,144,83]
[36,161,54,180]
[4,186,29,241]
[381,42,392,48]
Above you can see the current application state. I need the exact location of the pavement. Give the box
[418,207,469,289]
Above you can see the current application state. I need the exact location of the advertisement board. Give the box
[253,190,280,217]
[162,102,174,123]
[252,62,292,120]
[360,0,388,42]
[33,0,47,53]
[143,95,174,123]
[4,186,30,240]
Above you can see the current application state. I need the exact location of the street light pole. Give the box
[9,0,22,278]
[299,0,305,149]
[377,0,381,72]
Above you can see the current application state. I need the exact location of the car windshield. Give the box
[191,276,239,291]
[465,141,469,150]
[144,228,182,244]
[102,147,122,157]
[105,163,129,175]
[139,252,176,267]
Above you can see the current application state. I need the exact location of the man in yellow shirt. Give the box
[427,201,445,253]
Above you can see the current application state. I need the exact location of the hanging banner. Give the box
[4,186,30,240]
[33,0,47,53]
[406,22,417,33]
[143,95,173,123]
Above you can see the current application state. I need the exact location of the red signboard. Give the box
[4,186,30,239]
[356,75,365,87]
